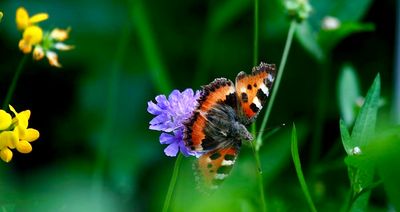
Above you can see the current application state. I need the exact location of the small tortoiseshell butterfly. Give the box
[184,62,276,189]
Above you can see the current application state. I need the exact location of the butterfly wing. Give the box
[184,78,236,152]
[235,62,276,125]
[195,145,240,190]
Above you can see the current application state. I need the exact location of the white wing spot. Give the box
[240,87,246,93]
[221,160,234,166]
[268,74,274,82]
[260,84,269,96]
[228,86,235,94]
[253,97,262,109]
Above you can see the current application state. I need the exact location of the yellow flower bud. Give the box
[0,148,13,162]
[16,140,32,154]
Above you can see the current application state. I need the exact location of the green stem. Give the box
[162,153,183,212]
[250,141,266,211]
[253,0,259,66]
[2,55,28,110]
[131,0,172,93]
[256,20,296,150]
[291,124,317,212]
[251,0,266,210]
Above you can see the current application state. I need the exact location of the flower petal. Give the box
[0,131,19,149]
[154,95,169,109]
[54,42,74,51]
[9,105,17,116]
[16,7,29,30]
[0,148,13,162]
[46,51,62,68]
[23,25,43,45]
[18,39,33,54]
[179,142,193,157]
[50,28,69,41]
[164,142,179,157]
[23,128,40,142]
[16,140,32,154]
[0,110,12,130]
[29,13,49,24]
[159,133,176,145]
[33,46,45,60]
[147,101,162,115]
[12,109,30,129]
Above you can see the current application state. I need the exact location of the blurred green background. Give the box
[0,0,398,211]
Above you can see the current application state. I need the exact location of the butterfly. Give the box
[183,62,276,189]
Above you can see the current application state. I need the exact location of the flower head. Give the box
[148,89,200,157]
[0,105,39,162]
[284,0,312,22]
[16,7,73,68]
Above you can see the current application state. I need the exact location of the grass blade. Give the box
[291,123,317,212]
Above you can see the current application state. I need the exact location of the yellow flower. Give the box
[15,7,73,68]
[19,25,44,53]
[10,105,40,154]
[16,7,48,30]
[0,11,3,22]
[0,105,39,162]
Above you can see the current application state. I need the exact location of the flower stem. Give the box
[2,55,28,110]
[162,153,183,212]
[251,0,266,210]
[250,141,266,211]
[256,20,297,150]
[253,0,259,66]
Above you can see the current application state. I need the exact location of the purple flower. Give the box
[148,88,201,157]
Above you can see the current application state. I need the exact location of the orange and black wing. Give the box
[195,145,240,190]
[184,78,236,152]
[235,62,276,124]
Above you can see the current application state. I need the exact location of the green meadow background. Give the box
[0,0,398,211]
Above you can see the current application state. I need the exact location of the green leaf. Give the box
[295,21,325,61]
[351,73,380,147]
[340,119,352,155]
[338,64,361,127]
[291,123,317,212]
[343,73,380,212]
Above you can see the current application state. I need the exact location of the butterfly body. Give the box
[184,62,276,189]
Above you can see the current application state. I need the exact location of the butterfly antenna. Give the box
[255,122,286,139]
